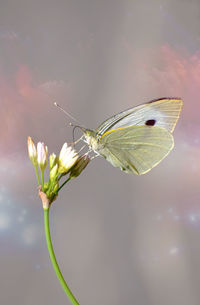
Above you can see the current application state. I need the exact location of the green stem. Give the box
[58,173,65,181]
[44,208,80,305]
[34,164,41,186]
[57,177,71,192]
[41,170,45,190]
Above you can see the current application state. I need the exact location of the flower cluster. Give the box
[27,137,90,208]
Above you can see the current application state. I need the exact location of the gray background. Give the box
[1,1,200,304]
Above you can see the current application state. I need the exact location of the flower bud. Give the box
[53,182,59,193]
[27,137,37,165]
[49,164,58,181]
[43,182,48,192]
[58,143,78,174]
[49,153,57,169]
[37,142,48,170]
[70,154,90,178]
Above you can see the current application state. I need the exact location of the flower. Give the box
[70,154,90,178]
[58,143,78,174]
[27,136,37,165]
[28,137,89,207]
[37,142,48,170]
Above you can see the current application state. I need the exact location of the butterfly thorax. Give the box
[83,129,102,151]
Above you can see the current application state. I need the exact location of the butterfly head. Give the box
[83,129,99,151]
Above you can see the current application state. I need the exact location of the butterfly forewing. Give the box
[96,98,182,135]
[98,125,174,175]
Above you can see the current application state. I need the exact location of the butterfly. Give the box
[82,98,183,175]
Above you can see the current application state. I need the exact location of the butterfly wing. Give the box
[98,125,174,175]
[96,98,183,135]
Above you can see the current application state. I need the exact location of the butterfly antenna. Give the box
[54,101,79,123]
[70,123,86,143]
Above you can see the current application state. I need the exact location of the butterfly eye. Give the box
[145,119,156,126]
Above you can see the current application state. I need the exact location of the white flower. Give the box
[58,143,78,174]
[37,142,48,170]
[27,136,37,165]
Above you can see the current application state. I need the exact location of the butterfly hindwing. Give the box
[98,125,174,175]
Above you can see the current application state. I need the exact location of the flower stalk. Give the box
[44,208,80,305]
[28,136,90,305]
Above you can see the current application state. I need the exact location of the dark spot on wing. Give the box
[145,119,156,126]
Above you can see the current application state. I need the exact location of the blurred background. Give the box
[1,1,200,304]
